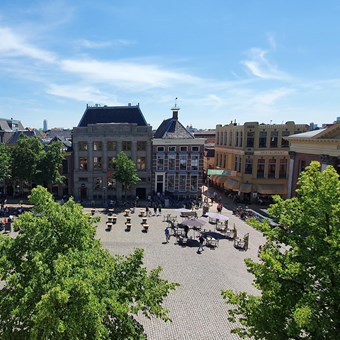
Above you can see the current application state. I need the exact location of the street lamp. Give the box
[103,187,106,206]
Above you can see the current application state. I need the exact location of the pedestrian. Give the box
[146,205,150,216]
[217,203,222,213]
[197,235,205,253]
[184,224,189,238]
[158,203,162,215]
[153,203,157,216]
[164,227,170,243]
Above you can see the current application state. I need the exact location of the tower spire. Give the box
[171,97,180,120]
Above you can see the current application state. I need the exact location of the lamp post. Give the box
[103,186,106,206]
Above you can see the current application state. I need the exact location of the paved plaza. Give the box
[92,199,265,340]
[2,196,265,339]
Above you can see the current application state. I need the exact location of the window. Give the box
[107,177,116,190]
[245,158,253,174]
[229,131,233,146]
[246,131,254,147]
[79,177,88,182]
[93,157,102,170]
[157,156,164,170]
[240,131,243,147]
[78,142,88,151]
[279,159,287,178]
[108,157,116,170]
[179,155,187,170]
[107,141,117,151]
[168,154,176,170]
[224,131,227,145]
[137,141,147,151]
[167,174,175,191]
[192,146,199,152]
[157,146,164,152]
[281,131,290,147]
[94,177,102,189]
[122,141,131,151]
[180,146,188,152]
[236,131,239,147]
[299,160,306,173]
[234,156,239,172]
[268,159,276,178]
[191,155,199,170]
[270,131,278,147]
[93,141,102,151]
[168,146,176,152]
[259,131,267,148]
[257,159,265,178]
[79,157,88,171]
[179,175,186,192]
[190,175,198,191]
[137,157,146,170]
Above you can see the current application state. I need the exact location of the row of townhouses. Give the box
[1,105,339,204]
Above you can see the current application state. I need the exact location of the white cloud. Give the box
[59,59,199,89]
[76,39,134,49]
[253,88,294,105]
[46,84,113,103]
[0,27,56,63]
[242,48,290,81]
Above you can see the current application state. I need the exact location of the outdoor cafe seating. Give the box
[124,209,130,216]
[205,236,219,248]
[139,209,145,217]
[142,217,148,224]
[106,222,113,231]
[234,233,249,251]
[142,223,149,232]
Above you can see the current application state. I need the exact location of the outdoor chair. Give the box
[226,226,237,239]
[234,233,249,251]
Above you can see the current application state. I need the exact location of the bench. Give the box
[180,211,197,219]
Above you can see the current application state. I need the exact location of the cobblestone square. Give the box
[93,200,265,340]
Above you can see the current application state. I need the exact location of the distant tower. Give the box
[43,119,48,132]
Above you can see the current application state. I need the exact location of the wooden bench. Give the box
[180,211,197,219]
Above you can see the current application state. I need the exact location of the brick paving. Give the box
[3,196,265,339]
[93,200,265,340]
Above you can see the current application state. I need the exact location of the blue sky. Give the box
[1,1,340,130]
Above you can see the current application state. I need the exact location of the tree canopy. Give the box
[0,186,178,339]
[10,135,65,190]
[222,161,340,339]
[11,135,44,183]
[0,143,11,183]
[113,151,141,198]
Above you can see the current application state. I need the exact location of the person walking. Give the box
[164,227,170,243]
[197,235,205,253]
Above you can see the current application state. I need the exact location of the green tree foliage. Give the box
[113,151,141,198]
[0,186,178,339]
[0,143,11,182]
[11,135,44,183]
[222,161,340,339]
[38,141,66,186]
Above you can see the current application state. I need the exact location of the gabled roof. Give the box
[154,118,194,139]
[6,130,37,145]
[77,104,148,127]
[287,123,340,140]
[49,135,72,149]
[0,118,25,131]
